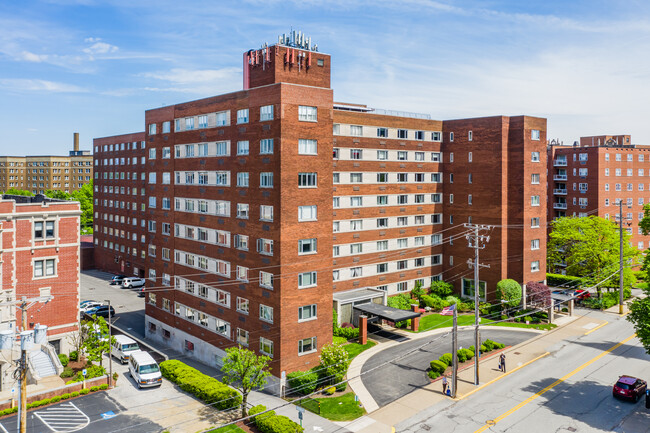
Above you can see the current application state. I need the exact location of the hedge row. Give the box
[65,365,106,384]
[160,360,241,410]
[546,273,584,288]
[249,404,304,433]
[286,367,347,396]
[0,384,108,417]
[427,339,505,380]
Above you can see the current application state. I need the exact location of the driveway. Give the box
[81,270,146,338]
[360,328,539,407]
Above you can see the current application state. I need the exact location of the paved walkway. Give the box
[344,312,608,433]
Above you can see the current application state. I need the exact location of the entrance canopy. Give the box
[353,302,421,323]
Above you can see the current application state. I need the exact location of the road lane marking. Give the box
[454,352,551,401]
[584,321,608,335]
[473,333,637,433]
[34,402,90,432]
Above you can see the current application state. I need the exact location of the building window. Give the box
[260,305,274,323]
[397,129,408,139]
[462,278,486,300]
[468,131,473,141]
[531,261,540,272]
[531,152,540,162]
[236,297,249,314]
[298,205,317,221]
[350,125,363,137]
[531,239,540,250]
[377,128,388,138]
[531,195,540,206]
[260,172,273,188]
[260,205,273,222]
[298,139,317,155]
[350,149,363,160]
[34,221,55,239]
[148,123,156,135]
[257,238,273,255]
[260,139,273,154]
[298,304,317,321]
[237,172,249,187]
[260,337,273,357]
[260,271,273,289]
[298,106,318,122]
[260,105,274,121]
[298,337,317,355]
[34,258,56,278]
[298,238,317,255]
[531,217,540,228]
[237,140,249,156]
[237,203,249,219]
[531,173,540,184]
[236,329,249,346]
[298,172,317,188]
[237,108,249,124]
[298,271,316,288]
[531,129,540,140]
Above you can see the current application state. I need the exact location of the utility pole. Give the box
[11,295,52,433]
[465,223,491,386]
[618,200,631,315]
[106,300,113,388]
[451,306,458,398]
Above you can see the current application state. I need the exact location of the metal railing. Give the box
[553,203,568,209]
[553,189,567,195]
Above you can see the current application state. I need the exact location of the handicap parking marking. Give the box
[34,402,90,432]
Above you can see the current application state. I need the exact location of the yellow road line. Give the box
[584,321,608,335]
[474,333,637,433]
[455,352,550,401]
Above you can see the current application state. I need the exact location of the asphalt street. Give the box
[396,311,650,433]
[361,328,539,407]
[0,392,161,433]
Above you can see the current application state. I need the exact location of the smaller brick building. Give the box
[0,194,81,356]
[548,135,650,255]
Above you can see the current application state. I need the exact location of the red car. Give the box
[613,376,647,402]
[572,289,590,301]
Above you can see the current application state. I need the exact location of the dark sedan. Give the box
[110,275,127,285]
[86,305,116,319]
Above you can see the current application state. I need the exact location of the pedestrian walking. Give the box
[499,353,506,373]
[442,375,448,395]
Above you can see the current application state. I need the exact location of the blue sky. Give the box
[2,0,650,154]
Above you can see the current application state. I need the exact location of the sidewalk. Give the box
[346,313,607,433]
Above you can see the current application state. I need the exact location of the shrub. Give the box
[445,296,461,305]
[546,273,584,288]
[429,360,447,375]
[90,386,99,392]
[457,350,468,363]
[60,367,74,378]
[421,295,446,310]
[79,389,89,395]
[439,353,453,367]
[58,354,69,367]
[69,351,79,362]
[462,349,475,360]
[50,396,61,403]
[458,302,473,312]
[0,407,17,416]
[249,404,266,417]
[99,384,109,390]
[496,279,522,309]
[335,381,347,392]
[250,404,304,433]
[333,326,359,340]
[633,270,645,281]
[332,336,347,345]
[387,293,413,310]
[61,393,70,400]
[67,364,106,383]
[287,370,320,395]
[480,344,486,353]
[430,281,454,298]
[325,386,336,395]
[71,391,80,397]
[411,283,426,301]
[159,360,241,410]
[483,340,495,351]
[427,370,440,380]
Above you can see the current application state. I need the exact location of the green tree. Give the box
[71,181,93,233]
[44,189,72,200]
[429,280,454,297]
[638,204,650,236]
[495,279,522,310]
[547,216,639,297]
[81,316,113,367]
[220,346,271,418]
[627,288,650,355]
[3,188,33,196]
[411,280,425,301]
[319,342,350,386]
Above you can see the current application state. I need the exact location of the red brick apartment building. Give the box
[0,194,81,355]
[548,135,650,255]
[93,35,547,381]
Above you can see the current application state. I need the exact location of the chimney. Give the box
[73,132,79,152]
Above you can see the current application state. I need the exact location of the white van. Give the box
[122,277,146,289]
[111,335,140,364]
[128,351,162,389]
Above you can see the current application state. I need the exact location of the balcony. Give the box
[554,159,567,167]
[553,174,568,181]
[554,202,568,210]
[553,188,567,195]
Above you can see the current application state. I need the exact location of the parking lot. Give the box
[78,270,237,432]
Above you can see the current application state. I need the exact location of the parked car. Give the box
[572,289,591,301]
[111,335,140,364]
[122,277,146,289]
[86,305,116,319]
[110,275,127,285]
[80,301,103,313]
[613,376,647,402]
[128,351,162,389]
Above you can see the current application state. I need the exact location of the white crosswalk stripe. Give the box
[34,402,90,432]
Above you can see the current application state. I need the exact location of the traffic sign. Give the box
[296,406,305,413]
[82,369,87,377]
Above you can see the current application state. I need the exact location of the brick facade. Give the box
[93,38,547,380]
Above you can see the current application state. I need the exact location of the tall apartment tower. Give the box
[548,135,650,254]
[93,35,547,379]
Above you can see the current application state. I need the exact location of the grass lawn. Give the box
[312,392,366,421]
[206,425,246,433]
[415,313,556,332]
[343,341,377,359]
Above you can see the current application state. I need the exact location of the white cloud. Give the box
[17,51,49,63]
[140,67,241,94]
[0,79,86,93]
[83,42,119,55]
